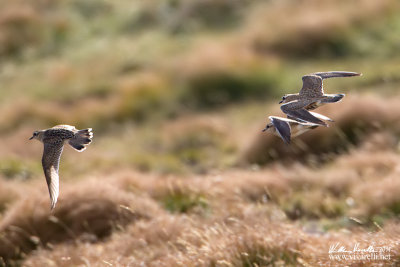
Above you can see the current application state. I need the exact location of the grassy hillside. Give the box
[1,0,400,266]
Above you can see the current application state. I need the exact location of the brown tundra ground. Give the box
[1,0,400,266]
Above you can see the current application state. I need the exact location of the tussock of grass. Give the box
[112,71,173,123]
[352,175,400,221]
[123,116,237,174]
[245,0,399,58]
[162,189,208,214]
[0,158,32,180]
[161,117,236,172]
[0,5,43,58]
[178,63,283,109]
[123,0,251,34]
[0,180,19,215]
[0,1,68,59]
[170,221,302,266]
[0,179,159,265]
[283,191,347,220]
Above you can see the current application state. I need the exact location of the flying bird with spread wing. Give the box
[279,71,361,125]
[30,125,93,209]
[262,116,321,144]
[262,71,361,143]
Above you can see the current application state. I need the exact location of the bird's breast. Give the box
[291,124,312,138]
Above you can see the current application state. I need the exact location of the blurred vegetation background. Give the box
[1,0,400,266]
[1,0,400,175]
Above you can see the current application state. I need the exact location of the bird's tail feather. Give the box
[68,128,93,152]
[330,94,345,103]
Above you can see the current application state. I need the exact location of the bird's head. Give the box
[279,94,298,104]
[29,130,43,141]
[262,123,272,132]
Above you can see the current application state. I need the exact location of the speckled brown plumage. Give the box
[30,125,93,209]
[279,71,361,125]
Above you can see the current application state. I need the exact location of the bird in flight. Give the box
[30,125,93,209]
[279,71,361,125]
[262,116,321,144]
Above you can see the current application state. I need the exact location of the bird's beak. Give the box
[29,135,34,140]
[279,100,283,104]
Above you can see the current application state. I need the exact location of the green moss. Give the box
[162,191,208,213]
[115,80,172,123]
[0,159,33,180]
[368,200,400,223]
[166,125,236,173]
[122,0,249,34]
[179,68,283,109]
[236,244,299,267]
[282,193,347,220]
[130,154,183,174]
[387,201,400,215]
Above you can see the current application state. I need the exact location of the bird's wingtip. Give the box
[50,199,57,210]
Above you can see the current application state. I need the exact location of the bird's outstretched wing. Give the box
[312,71,361,79]
[270,117,292,144]
[308,111,334,122]
[281,103,327,126]
[300,71,361,98]
[42,142,64,210]
[300,75,324,98]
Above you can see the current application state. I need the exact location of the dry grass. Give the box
[1,152,400,266]
[0,178,161,266]
[1,0,400,266]
[21,220,400,266]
